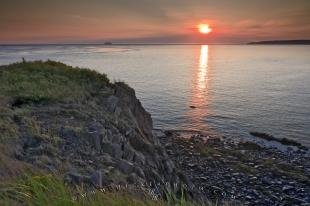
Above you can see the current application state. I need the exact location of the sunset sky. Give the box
[1,0,310,44]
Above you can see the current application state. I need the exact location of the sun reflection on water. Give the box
[198,45,208,90]
[186,45,211,130]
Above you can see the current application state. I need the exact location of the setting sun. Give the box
[198,24,212,34]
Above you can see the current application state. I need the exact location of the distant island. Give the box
[248,40,310,45]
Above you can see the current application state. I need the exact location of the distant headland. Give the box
[248,40,310,45]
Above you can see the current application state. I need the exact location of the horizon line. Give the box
[0,42,244,46]
[1,39,309,46]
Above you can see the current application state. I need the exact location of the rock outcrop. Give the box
[0,61,200,201]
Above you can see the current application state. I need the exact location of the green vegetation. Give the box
[114,81,133,92]
[262,159,310,184]
[0,60,110,106]
[199,142,254,161]
[0,107,19,142]
[199,145,221,156]
[0,175,231,206]
[198,141,309,182]
[0,175,165,206]
[0,60,111,143]
[0,60,116,184]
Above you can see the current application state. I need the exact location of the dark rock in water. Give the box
[249,131,307,149]
[249,131,277,141]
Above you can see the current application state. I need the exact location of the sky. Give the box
[1,0,310,44]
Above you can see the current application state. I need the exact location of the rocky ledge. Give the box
[156,130,310,205]
[0,61,202,202]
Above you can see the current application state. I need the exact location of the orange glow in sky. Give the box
[1,1,309,44]
[198,24,212,34]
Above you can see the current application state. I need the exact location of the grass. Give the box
[199,145,222,156]
[114,81,133,92]
[262,159,310,184]
[0,108,19,142]
[0,175,164,206]
[0,60,110,106]
[199,144,248,162]
[0,60,110,142]
[199,142,309,181]
[0,61,116,185]
[0,175,232,206]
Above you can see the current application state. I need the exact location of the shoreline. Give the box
[153,128,309,153]
[156,130,310,205]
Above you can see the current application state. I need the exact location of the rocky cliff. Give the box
[0,61,197,200]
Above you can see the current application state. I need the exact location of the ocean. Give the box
[1,44,309,146]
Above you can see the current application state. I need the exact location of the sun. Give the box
[198,24,212,34]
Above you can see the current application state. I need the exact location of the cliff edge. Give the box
[0,61,198,201]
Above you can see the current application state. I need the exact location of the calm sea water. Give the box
[1,45,310,146]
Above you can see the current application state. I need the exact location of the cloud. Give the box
[0,0,310,43]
